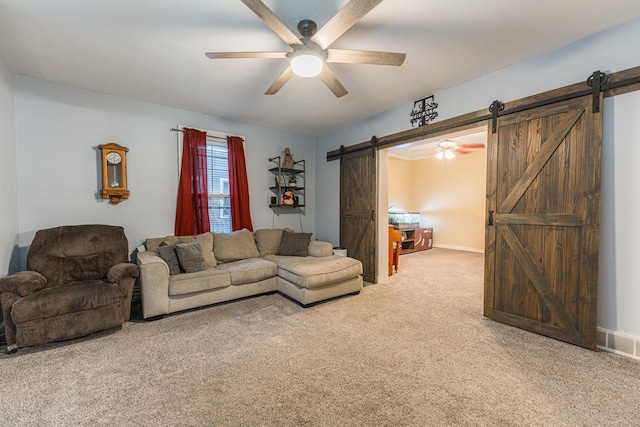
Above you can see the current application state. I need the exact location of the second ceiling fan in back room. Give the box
[434,140,486,159]
[205,0,406,98]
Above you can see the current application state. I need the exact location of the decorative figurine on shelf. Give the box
[282,147,295,169]
[281,189,294,206]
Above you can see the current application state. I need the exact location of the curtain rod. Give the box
[170,127,230,142]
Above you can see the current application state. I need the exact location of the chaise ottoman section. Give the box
[277,275,363,307]
[265,255,362,288]
[264,255,363,306]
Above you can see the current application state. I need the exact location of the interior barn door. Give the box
[340,148,377,283]
[484,95,602,349]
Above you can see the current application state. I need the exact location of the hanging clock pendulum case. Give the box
[98,142,130,204]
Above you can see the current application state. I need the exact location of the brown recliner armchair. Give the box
[0,225,138,353]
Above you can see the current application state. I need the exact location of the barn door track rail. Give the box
[327,64,640,161]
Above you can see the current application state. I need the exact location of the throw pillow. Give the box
[213,229,260,262]
[254,229,285,257]
[276,231,312,257]
[154,233,216,268]
[175,242,207,273]
[157,243,181,275]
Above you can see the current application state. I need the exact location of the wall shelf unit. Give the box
[268,156,305,209]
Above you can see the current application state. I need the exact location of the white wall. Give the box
[0,56,19,275]
[413,151,487,253]
[315,18,640,336]
[599,90,640,336]
[15,77,315,263]
[387,157,415,212]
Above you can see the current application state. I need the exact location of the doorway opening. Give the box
[377,124,489,283]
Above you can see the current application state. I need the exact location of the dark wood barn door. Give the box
[340,148,377,283]
[484,95,602,349]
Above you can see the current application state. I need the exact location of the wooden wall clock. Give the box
[98,142,129,204]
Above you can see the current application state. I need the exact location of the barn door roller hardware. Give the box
[339,144,346,160]
[370,135,378,157]
[586,71,608,113]
[489,100,505,134]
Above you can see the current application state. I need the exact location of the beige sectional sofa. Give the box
[137,228,363,319]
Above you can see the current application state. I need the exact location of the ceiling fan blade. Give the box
[458,143,486,149]
[240,0,303,47]
[265,65,295,95]
[454,143,486,154]
[205,52,288,59]
[326,49,406,66]
[311,0,383,50]
[319,65,348,98]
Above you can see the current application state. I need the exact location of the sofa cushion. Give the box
[147,233,217,268]
[213,229,260,262]
[254,229,285,257]
[215,258,278,285]
[308,240,334,257]
[157,243,181,275]
[276,232,312,256]
[169,268,230,296]
[264,255,363,289]
[175,242,207,273]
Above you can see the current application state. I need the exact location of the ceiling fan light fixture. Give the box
[444,150,455,160]
[435,151,444,160]
[291,54,324,77]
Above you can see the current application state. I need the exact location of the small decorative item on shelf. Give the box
[276,174,286,187]
[282,147,295,169]
[288,173,297,187]
[281,189,294,206]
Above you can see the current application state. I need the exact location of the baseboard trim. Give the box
[432,244,484,253]
[597,327,640,361]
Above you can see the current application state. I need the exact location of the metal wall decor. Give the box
[410,95,438,127]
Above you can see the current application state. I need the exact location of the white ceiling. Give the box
[2,1,640,136]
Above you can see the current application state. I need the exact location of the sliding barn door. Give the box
[340,148,377,283]
[484,95,602,349]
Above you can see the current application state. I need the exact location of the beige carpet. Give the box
[2,248,639,426]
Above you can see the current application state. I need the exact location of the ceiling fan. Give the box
[205,0,406,98]
[434,140,486,159]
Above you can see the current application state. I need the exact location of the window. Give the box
[177,126,243,232]
[206,142,231,232]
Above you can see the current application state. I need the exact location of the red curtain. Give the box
[227,136,253,231]
[175,128,210,236]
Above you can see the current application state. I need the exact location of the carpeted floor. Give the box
[1,248,639,426]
